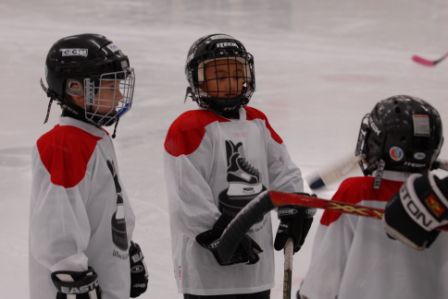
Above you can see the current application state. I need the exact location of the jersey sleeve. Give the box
[164,115,222,237]
[164,153,221,237]
[29,146,91,272]
[300,183,358,299]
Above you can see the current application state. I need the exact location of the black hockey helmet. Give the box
[355,95,443,175]
[185,33,255,112]
[43,33,135,127]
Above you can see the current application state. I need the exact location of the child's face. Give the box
[201,58,246,99]
[69,79,124,115]
[93,79,124,114]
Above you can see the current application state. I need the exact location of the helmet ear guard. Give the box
[66,79,84,97]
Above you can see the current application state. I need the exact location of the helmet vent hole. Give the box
[395,107,401,114]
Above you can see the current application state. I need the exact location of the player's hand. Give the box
[51,267,102,299]
[129,241,148,297]
[274,193,315,253]
[196,214,263,265]
[384,173,448,250]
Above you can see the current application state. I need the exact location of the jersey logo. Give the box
[218,140,266,227]
[107,160,129,251]
[425,193,446,218]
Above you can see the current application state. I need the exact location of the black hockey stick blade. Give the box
[214,192,275,264]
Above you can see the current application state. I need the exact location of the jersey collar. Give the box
[60,116,107,138]
[379,170,412,182]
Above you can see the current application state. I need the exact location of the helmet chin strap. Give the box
[43,98,54,124]
[111,119,119,139]
[40,78,57,124]
[373,159,386,189]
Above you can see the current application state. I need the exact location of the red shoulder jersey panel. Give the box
[245,106,283,144]
[37,125,102,188]
[320,176,404,226]
[164,110,230,157]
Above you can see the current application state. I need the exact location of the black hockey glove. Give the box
[274,193,315,253]
[196,214,263,266]
[384,174,448,250]
[129,241,149,298]
[51,267,101,299]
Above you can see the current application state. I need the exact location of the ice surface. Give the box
[1,0,448,298]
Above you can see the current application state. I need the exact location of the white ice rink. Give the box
[1,0,448,298]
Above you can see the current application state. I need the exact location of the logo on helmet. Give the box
[389,146,404,161]
[414,152,426,160]
[370,119,381,136]
[60,48,88,57]
[216,42,239,48]
[106,43,120,53]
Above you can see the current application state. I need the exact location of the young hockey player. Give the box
[164,33,313,298]
[29,34,148,299]
[299,95,448,299]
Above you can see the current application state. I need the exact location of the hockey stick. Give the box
[283,239,294,299]
[214,191,384,264]
[269,191,384,219]
[307,156,360,190]
[307,157,448,190]
[412,52,448,67]
[215,190,448,264]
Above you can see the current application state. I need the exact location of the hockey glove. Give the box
[196,214,263,266]
[384,173,448,250]
[129,241,149,298]
[274,194,315,253]
[51,267,101,299]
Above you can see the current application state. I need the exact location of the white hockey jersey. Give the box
[300,171,448,299]
[164,106,303,295]
[29,117,135,299]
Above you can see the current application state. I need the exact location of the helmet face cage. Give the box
[186,34,255,112]
[355,95,443,175]
[84,68,135,126]
[355,113,383,174]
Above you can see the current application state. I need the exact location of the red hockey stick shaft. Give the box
[269,191,384,219]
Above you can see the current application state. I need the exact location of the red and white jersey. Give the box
[164,106,303,295]
[300,171,448,299]
[29,117,135,299]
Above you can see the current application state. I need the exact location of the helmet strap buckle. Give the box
[373,159,386,189]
